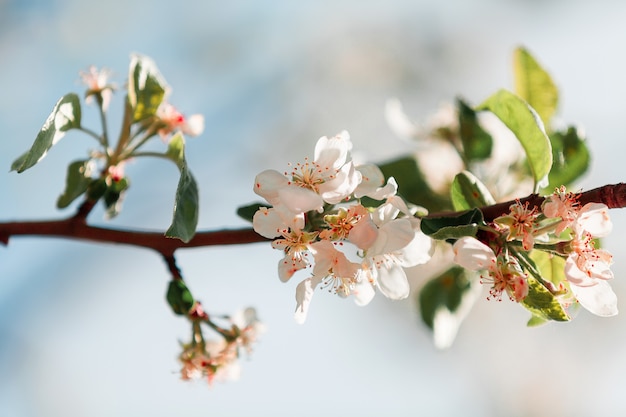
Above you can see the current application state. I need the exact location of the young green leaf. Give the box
[545,126,590,191]
[165,165,199,243]
[128,54,167,123]
[520,276,570,322]
[165,136,199,243]
[57,160,93,208]
[376,156,451,212]
[513,46,559,129]
[418,267,481,349]
[421,208,484,240]
[11,93,82,173]
[457,98,493,161]
[450,171,496,211]
[477,89,552,189]
[166,280,195,316]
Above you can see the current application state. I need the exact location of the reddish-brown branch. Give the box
[0,217,268,256]
[1,183,625,256]
[427,183,626,222]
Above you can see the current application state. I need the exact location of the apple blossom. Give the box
[156,101,205,139]
[452,237,528,302]
[253,131,361,213]
[79,65,115,111]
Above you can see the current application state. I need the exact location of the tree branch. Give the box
[1,183,625,257]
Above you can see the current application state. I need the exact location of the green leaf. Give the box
[418,267,480,348]
[529,250,567,287]
[513,46,559,129]
[57,160,93,208]
[103,177,130,219]
[127,54,167,123]
[11,93,82,173]
[166,280,195,316]
[237,203,271,223]
[450,171,496,211]
[545,126,590,191]
[527,314,549,327]
[457,98,493,161]
[166,165,199,243]
[477,89,552,189]
[520,276,570,322]
[377,156,451,212]
[166,132,186,166]
[421,208,484,240]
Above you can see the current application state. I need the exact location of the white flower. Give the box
[252,206,316,282]
[253,131,361,213]
[294,240,368,323]
[363,215,433,300]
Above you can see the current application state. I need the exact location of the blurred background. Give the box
[2,0,626,416]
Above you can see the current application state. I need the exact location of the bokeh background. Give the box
[2,1,626,416]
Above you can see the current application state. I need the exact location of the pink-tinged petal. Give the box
[452,237,496,271]
[318,161,361,204]
[575,203,612,237]
[277,186,324,213]
[570,281,618,317]
[348,216,379,250]
[278,255,308,282]
[353,164,385,198]
[252,207,284,238]
[375,263,410,300]
[184,114,205,136]
[397,228,433,267]
[294,276,323,324]
[371,219,414,255]
[314,130,352,170]
[253,169,289,204]
[352,275,375,306]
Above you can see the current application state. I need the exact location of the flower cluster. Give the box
[452,187,616,316]
[252,131,434,322]
[179,306,265,385]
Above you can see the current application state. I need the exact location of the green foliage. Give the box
[529,250,567,287]
[477,89,552,190]
[457,98,493,161]
[163,134,199,243]
[520,276,570,322]
[545,126,590,190]
[513,46,559,129]
[450,171,495,211]
[166,280,195,316]
[420,208,484,240]
[57,160,93,208]
[419,266,475,330]
[376,156,450,212]
[237,203,271,223]
[128,54,167,122]
[11,93,82,173]
[103,177,129,218]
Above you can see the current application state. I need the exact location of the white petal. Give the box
[397,228,433,267]
[318,161,361,204]
[385,98,420,138]
[252,207,284,238]
[353,164,385,198]
[371,218,414,255]
[376,263,410,300]
[253,169,289,204]
[348,216,379,250]
[576,203,612,237]
[277,186,324,213]
[452,237,496,271]
[353,276,375,306]
[314,130,352,169]
[294,276,322,324]
[570,281,618,317]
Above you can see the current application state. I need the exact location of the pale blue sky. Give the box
[2,1,626,416]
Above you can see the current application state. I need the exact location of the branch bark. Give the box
[1,183,625,256]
